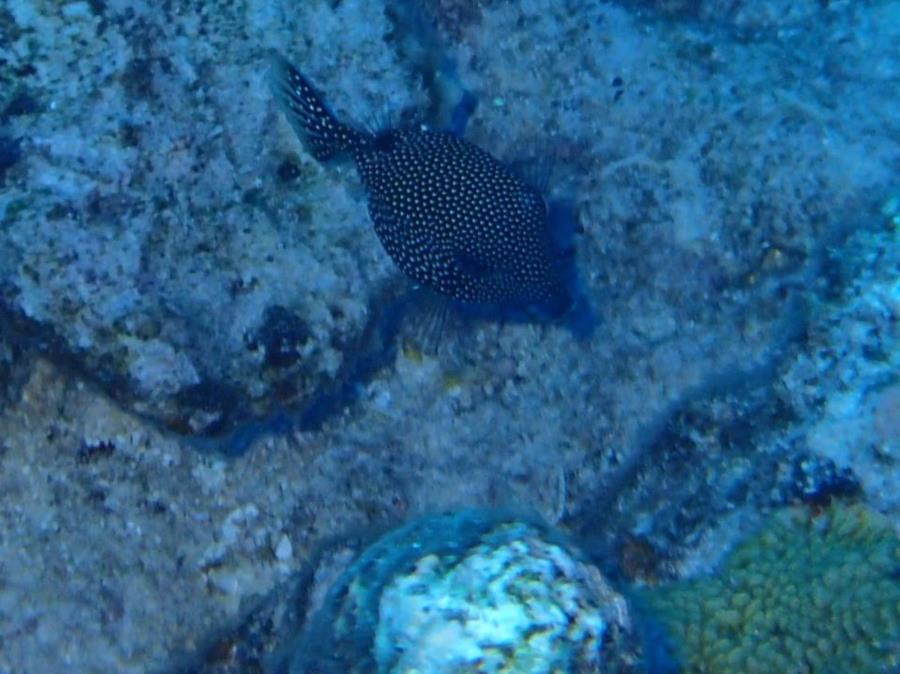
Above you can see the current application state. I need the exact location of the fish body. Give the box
[270,53,586,325]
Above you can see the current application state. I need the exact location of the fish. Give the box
[269,52,592,333]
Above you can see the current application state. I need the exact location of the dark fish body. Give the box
[270,53,587,325]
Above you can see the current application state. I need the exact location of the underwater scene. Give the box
[0,0,898,672]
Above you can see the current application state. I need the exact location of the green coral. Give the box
[640,503,900,674]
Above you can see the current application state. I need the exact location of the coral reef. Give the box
[779,219,900,514]
[1,0,895,447]
[638,503,900,673]
[0,1,897,672]
[285,510,639,674]
[0,0,423,438]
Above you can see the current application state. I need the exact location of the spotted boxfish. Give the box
[269,53,592,333]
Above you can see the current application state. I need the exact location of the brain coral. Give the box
[639,503,900,674]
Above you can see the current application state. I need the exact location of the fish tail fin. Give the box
[268,53,364,161]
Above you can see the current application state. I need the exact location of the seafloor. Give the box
[0,0,897,672]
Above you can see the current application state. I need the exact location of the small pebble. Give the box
[275,534,293,562]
